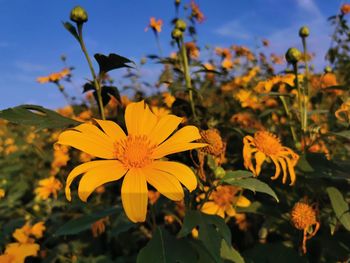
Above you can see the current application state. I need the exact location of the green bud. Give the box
[175,19,187,31]
[324,66,332,73]
[172,28,183,39]
[70,6,88,24]
[285,47,301,64]
[299,26,310,38]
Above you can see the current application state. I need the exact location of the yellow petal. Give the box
[58,130,114,159]
[124,101,158,136]
[254,151,266,176]
[278,157,287,184]
[73,123,115,146]
[270,156,281,180]
[121,169,148,223]
[148,114,183,145]
[151,161,197,192]
[65,161,118,201]
[284,156,297,186]
[201,201,219,215]
[94,119,126,142]
[226,206,237,217]
[153,142,207,159]
[143,166,184,201]
[78,161,127,202]
[217,207,226,218]
[5,243,39,263]
[236,196,251,207]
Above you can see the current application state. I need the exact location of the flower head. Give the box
[291,201,320,254]
[37,68,70,84]
[335,99,350,123]
[243,131,299,185]
[58,101,206,222]
[200,185,250,218]
[35,177,62,200]
[341,3,350,14]
[190,1,205,23]
[146,17,163,33]
[199,129,225,157]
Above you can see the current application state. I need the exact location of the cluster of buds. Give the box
[172,19,187,40]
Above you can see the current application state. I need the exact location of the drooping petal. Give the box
[277,157,287,184]
[78,160,127,202]
[148,115,183,145]
[270,156,281,180]
[58,130,115,159]
[65,161,118,201]
[201,201,220,215]
[151,161,197,192]
[94,119,127,142]
[152,142,207,159]
[254,151,266,176]
[121,168,148,223]
[143,166,184,201]
[284,156,297,185]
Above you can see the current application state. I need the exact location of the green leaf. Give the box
[178,210,238,262]
[327,187,350,231]
[222,177,279,202]
[220,240,244,263]
[329,130,350,140]
[55,206,121,236]
[137,227,197,263]
[222,170,254,181]
[94,53,134,74]
[62,21,79,41]
[0,105,80,129]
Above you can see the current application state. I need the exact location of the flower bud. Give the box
[299,26,310,38]
[172,28,183,39]
[285,47,301,64]
[324,66,332,73]
[175,19,187,31]
[70,6,88,24]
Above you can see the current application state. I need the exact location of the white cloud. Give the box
[215,19,252,40]
[14,61,47,73]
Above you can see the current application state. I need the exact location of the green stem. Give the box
[154,32,163,57]
[178,38,198,121]
[77,24,105,120]
[279,95,298,146]
[302,37,309,138]
[293,63,303,132]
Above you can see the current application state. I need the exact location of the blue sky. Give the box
[0,0,341,109]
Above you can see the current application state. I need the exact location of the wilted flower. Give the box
[243,131,299,185]
[291,201,320,254]
[58,101,206,222]
[335,99,350,123]
[190,1,205,23]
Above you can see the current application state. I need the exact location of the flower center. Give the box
[211,186,238,208]
[291,202,317,230]
[115,135,156,169]
[254,131,282,155]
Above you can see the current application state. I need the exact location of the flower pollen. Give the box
[254,131,282,156]
[115,135,156,169]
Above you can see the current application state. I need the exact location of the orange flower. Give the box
[91,217,109,237]
[190,1,205,23]
[185,42,200,59]
[341,3,350,14]
[35,177,62,200]
[335,99,350,123]
[146,17,163,33]
[243,131,299,185]
[291,202,320,254]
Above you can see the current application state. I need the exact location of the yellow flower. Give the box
[0,188,5,199]
[58,101,206,222]
[1,243,40,263]
[254,74,296,93]
[291,201,319,254]
[35,177,62,200]
[51,145,69,175]
[243,131,299,185]
[335,99,350,123]
[234,89,261,110]
[201,185,250,218]
[146,17,163,33]
[162,92,176,108]
[37,68,70,84]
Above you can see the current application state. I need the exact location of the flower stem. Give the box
[302,37,310,137]
[279,95,298,146]
[77,24,105,120]
[178,38,198,121]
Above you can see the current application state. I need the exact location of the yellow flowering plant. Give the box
[0,1,349,262]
